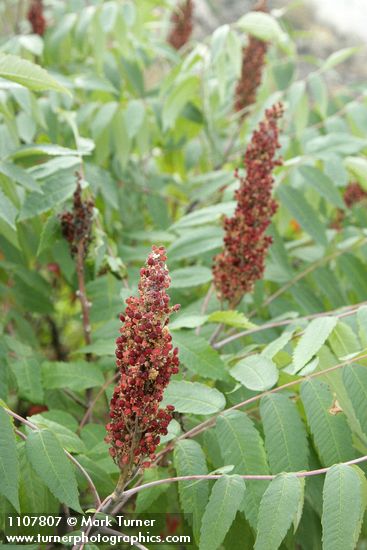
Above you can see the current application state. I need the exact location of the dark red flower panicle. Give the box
[167,0,194,50]
[234,0,268,116]
[343,181,367,208]
[27,0,46,36]
[213,103,283,306]
[106,246,180,474]
[60,176,94,258]
[330,181,367,230]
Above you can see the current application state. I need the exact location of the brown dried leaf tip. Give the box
[106,246,180,476]
[167,0,194,50]
[213,102,284,307]
[27,0,46,36]
[235,0,268,116]
[60,174,94,258]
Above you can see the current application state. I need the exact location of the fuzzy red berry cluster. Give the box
[60,178,94,258]
[234,0,268,115]
[235,38,267,115]
[330,181,367,229]
[106,246,180,473]
[235,36,268,116]
[343,181,367,208]
[167,0,193,50]
[213,103,283,306]
[27,0,46,36]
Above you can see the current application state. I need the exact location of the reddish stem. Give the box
[123,453,367,498]
[214,300,367,349]
[75,239,94,412]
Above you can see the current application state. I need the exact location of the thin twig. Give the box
[78,372,119,431]
[214,300,367,349]
[215,120,245,169]
[72,495,149,550]
[73,494,112,550]
[76,241,92,350]
[64,388,88,409]
[123,453,367,497]
[15,428,26,440]
[209,322,224,345]
[195,283,214,336]
[209,297,239,345]
[75,239,94,411]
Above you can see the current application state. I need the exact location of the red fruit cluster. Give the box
[343,181,367,208]
[167,0,193,50]
[234,0,268,115]
[27,0,46,36]
[60,177,94,258]
[106,246,180,473]
[330,181,367,230]
[213,103,283,306]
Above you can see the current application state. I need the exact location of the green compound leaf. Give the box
[171,202,236,230]
[42,361,104,391]
[172,331,227,380]
[216,411,269,529]
[292,316,338,372]
[260,394,309,473]
[328,322,361,359]
[254,474,304,550]
[26,430,82,512]
[343,365,367,437]
[0,189,17,230]
[230,354,278,391]
[18,444,59,514]
[0,161,41,194]
[170,266,212,288]
[357,306,367,347]
[0,407,20,511]
[301,379,355,466]
[322,464,367,550]
[261,328,294,360]
[199,475,246,550]
[321,47,360,72]
[162,76,200,130]
[208,310,256,329]
[167,226,224,261]
[162,381,225,415]
[19,172,77,221]
[9,357,44,404]
[299,165,344,208]
[237,11,287,44]
[37,215,61,256]
[28,415,86,454]
[0,53,70,94]
[174,440,209,543]
[278,185,327,247]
